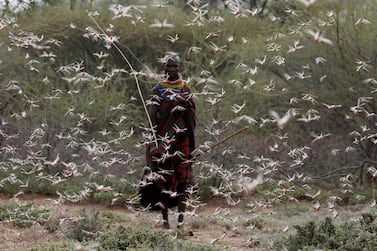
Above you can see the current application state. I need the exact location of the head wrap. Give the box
[162,52,180,65]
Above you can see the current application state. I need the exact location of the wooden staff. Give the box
[203,126,249,153]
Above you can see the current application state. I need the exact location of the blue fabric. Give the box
[156,83,184,101]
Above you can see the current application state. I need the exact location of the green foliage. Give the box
[197,175,222,202]
[179,241,222,251]
[100,210,116,219]
[0,1,376,250]
[65,209,102,242]
[98,225,175,251]
[24,242,75,251]
[255,181,319,203]
[1,0,377,220]
[244,217,265,230]
[44,214,60,233]
[335,187,376,205]
[291,187,310,201]
[0,202,50,227]
[276,203,309,218]
[274,212,377,251]
[27,225,221,251]
[98,225,222,251]
[92,191,113,204]
[189,217,210,230]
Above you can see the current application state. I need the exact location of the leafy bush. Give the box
[65,209,102,242]
[179,241,222,251]
[274,212,377,251]
[0,202,50,227]
[98,225,175,251]
[25,242,75,251]
[98,225,223,251]
[336,187,376,206]
[92,191,113,204]
[197,176,222,202]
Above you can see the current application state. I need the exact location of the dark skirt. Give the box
[140,135,192,209]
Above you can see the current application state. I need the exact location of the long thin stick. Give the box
[87,12,158,148]
[204,126,249,152]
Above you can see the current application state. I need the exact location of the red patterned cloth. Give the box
[143,81,196,191]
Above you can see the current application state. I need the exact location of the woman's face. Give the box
[164,58,180,81]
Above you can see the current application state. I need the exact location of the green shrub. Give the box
[179,241,222,251]
[274,212,377,251]
[189,217,210,230]
[98,225,175,251]
[98,225,224,251]
[197,176,222,202]
[65,209,102,242]
[291,187,311,201]
[92,191,113,204]
[25,242,75,251]
[0,202,50,228]
[44,214,60,233]
[244,218,264,230]
[336,188,376,206]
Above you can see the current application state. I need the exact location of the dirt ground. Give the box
[0,194,374,251]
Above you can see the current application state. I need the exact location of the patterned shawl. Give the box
[145,81,196,169]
